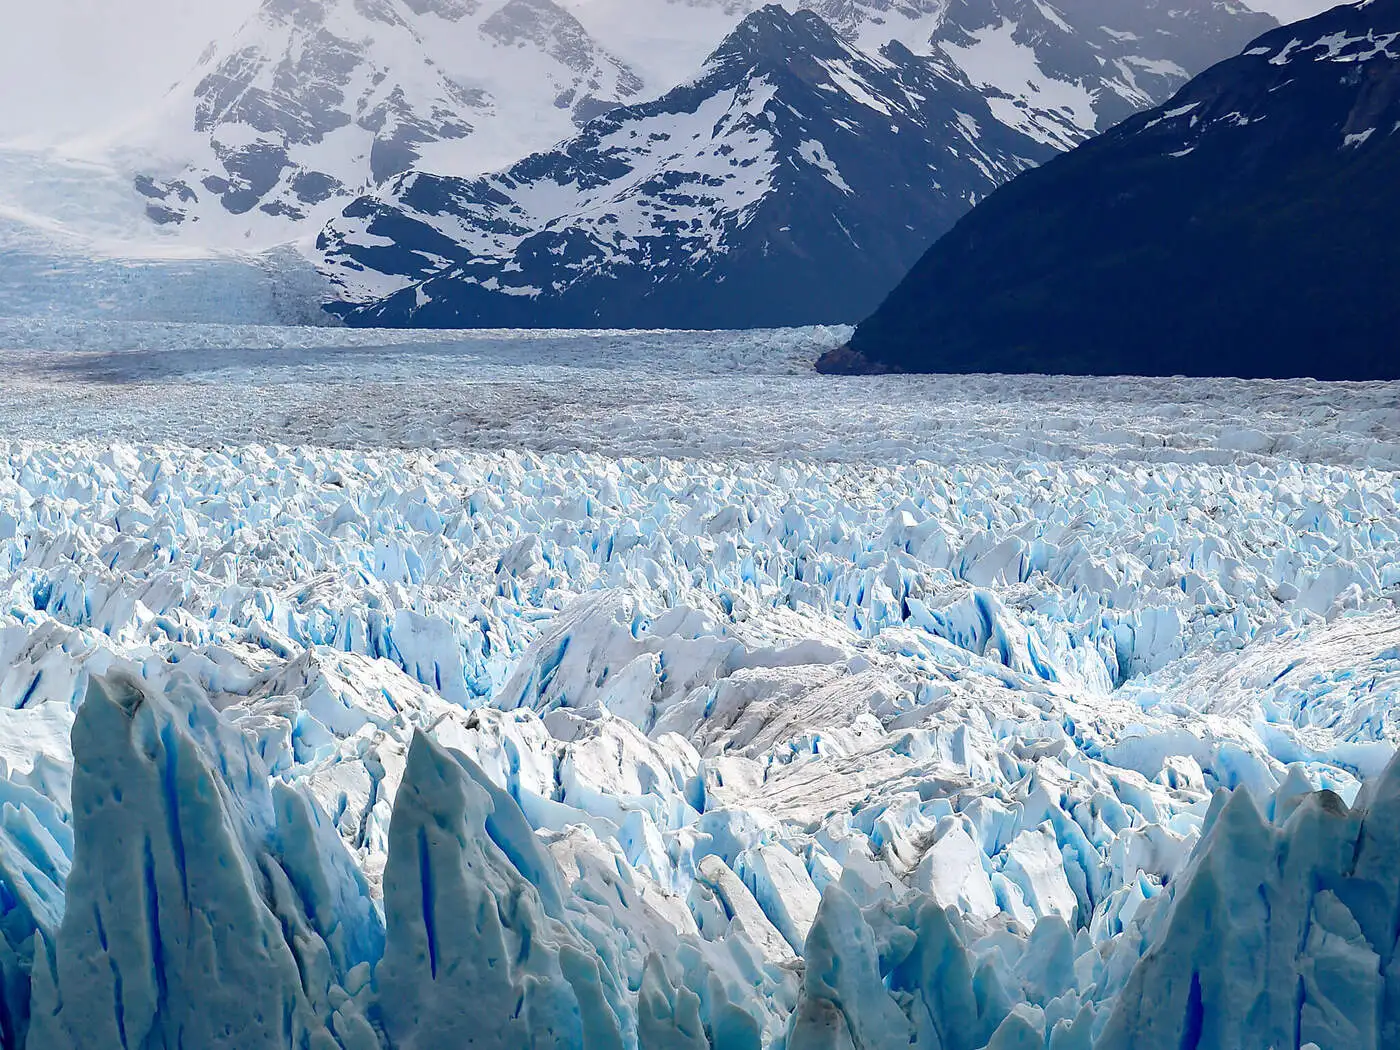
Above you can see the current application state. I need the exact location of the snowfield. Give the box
[0,321,1399,1048]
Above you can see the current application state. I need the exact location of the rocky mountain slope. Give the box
[120,0,647,245]
[320,0,1273,328]
[921,0,1277,150]
[834,0,1400,378]
[320,6,1056,328]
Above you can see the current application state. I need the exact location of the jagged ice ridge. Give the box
[0,411,1393,1047]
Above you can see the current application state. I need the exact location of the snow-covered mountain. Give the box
[836,0,1400,378]
[0,0,1321,146]
[0,0,1272,300]
[122,0,647,244]
[0,0,1273,322]
[318,0,1274,327]
[115,0,1271,251]
[320,6,1057,328]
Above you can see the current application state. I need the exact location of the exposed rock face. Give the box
[319,6,1055,329]
[844,0,1400,380]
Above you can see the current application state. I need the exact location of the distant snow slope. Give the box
[0,239,333,326]
[0,322,1397,1047]
[0,147,338,324]
[0,0,259,144]
[0,0,1317,147]
[931,0,1276,147]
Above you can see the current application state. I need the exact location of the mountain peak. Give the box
[699,3,859,85]
[739,2,821,32]
[712,4,840,56]
[317,0,1282,331]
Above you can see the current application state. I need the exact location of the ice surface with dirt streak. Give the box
[2,319,1400,465]
[0,321,1397,1049]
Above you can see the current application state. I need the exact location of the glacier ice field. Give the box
[0,320,1398,1048]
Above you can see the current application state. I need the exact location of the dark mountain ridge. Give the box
[831,0,1400,380]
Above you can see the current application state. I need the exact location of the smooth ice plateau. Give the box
[0,324,1396,1049]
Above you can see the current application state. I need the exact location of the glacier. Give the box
[0,323,1395,1047]
[0,150,338,326]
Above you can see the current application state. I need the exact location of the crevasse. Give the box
[0,440,1395,1048]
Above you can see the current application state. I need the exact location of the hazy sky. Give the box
[0,0,259,143]
[1255,0,1344,22]
[0,0,1340,145]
